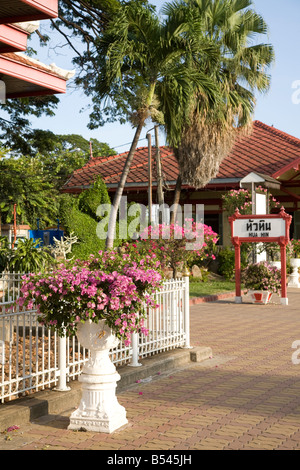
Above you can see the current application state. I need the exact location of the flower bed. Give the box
[124,221,218,278]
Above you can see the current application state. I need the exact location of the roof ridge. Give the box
[254,120,300,148]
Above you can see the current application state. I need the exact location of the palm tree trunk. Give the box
[154,125,164,224]
[170,174,182,225]
[105,121,145,249]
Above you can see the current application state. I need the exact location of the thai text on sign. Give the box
[233,218,286,239]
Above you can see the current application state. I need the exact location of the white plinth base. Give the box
[235,296,243,304]
[68,371,128,433]
[280,298,289,306]
[68,320,128,433]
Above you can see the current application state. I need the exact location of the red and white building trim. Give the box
[0,0,73,99]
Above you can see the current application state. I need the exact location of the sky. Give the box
[25,0,300,154]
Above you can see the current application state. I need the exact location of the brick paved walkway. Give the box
[1,289,300,450]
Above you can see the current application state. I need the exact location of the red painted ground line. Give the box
[189,291,246,305]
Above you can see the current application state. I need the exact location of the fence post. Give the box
[128,331,142,367]
[183,271,191,349]
[55,328,71,391]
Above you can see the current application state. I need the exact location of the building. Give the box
[61,121,300,244]
[0,0,73,99]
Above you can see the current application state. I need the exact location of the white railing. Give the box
[0,272,23,304]
[0,274,189,403]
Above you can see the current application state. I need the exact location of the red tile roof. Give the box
[61,121,300,193]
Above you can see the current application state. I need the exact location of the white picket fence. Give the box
[0,273,190,403]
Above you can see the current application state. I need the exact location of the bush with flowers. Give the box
[290,239,300,259]
[14,249,163,346]
[222,189,252,215]
[222,187,281,216]
[241,262,282,295]
[123,220,218,278]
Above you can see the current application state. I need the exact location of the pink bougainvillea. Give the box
[122,220,218,277]
[14,251,163,344]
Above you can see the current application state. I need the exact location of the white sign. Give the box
[0,340,4,365]
[233,218,286,239]
[255,193,267,215]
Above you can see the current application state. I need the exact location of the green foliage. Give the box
[217,246,250,281]
[61,176,127,259]
[78,176,111,220]
[62,204,106,260]
[217,247,235,280]
[222,188,281,217]
[8,238,53,273]
[76,1,220,142]
[0,153,58,228]
[0,96,59,155]
[190,268,210,283]
[0,236,9,272]
[291,239,300,259]
[222,189,252,216]
[0,133,116,229]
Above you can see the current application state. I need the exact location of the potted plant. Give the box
[289,239,300,288]
[241,262,281,304]
[14,250,162,433]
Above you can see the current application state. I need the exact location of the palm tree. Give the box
[91,2,221,248]
[163,0,275,221]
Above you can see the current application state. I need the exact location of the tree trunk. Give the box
[105,121,145,249]
[154,126,164,224]
[170,174,182,225]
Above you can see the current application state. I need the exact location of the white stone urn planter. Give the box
[68,320,128,433]
[288,258,300,288]
[248,291,273,305]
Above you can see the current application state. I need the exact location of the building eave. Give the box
[0,52,75,98]
[272,157,300,179]
[0,0,58,24]
[0,24,29,53]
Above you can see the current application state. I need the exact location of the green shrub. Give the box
[218,246,250,280]
[0,236,10,272]
[217,247,235,280]
[62,205,106,260]
[8,238,53,273]
[78,176,111,219]
[60,179,114,259]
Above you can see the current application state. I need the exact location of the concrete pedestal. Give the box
[68,320,128,433]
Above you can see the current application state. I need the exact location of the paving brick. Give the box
[3,290,300,450]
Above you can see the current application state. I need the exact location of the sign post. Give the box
[229,207,292,306]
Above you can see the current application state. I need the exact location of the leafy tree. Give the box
[163,0,274,195]
[35,133,116,189]
[81,2,220,248]
[0,96,59,156]
[0,154,58,228]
